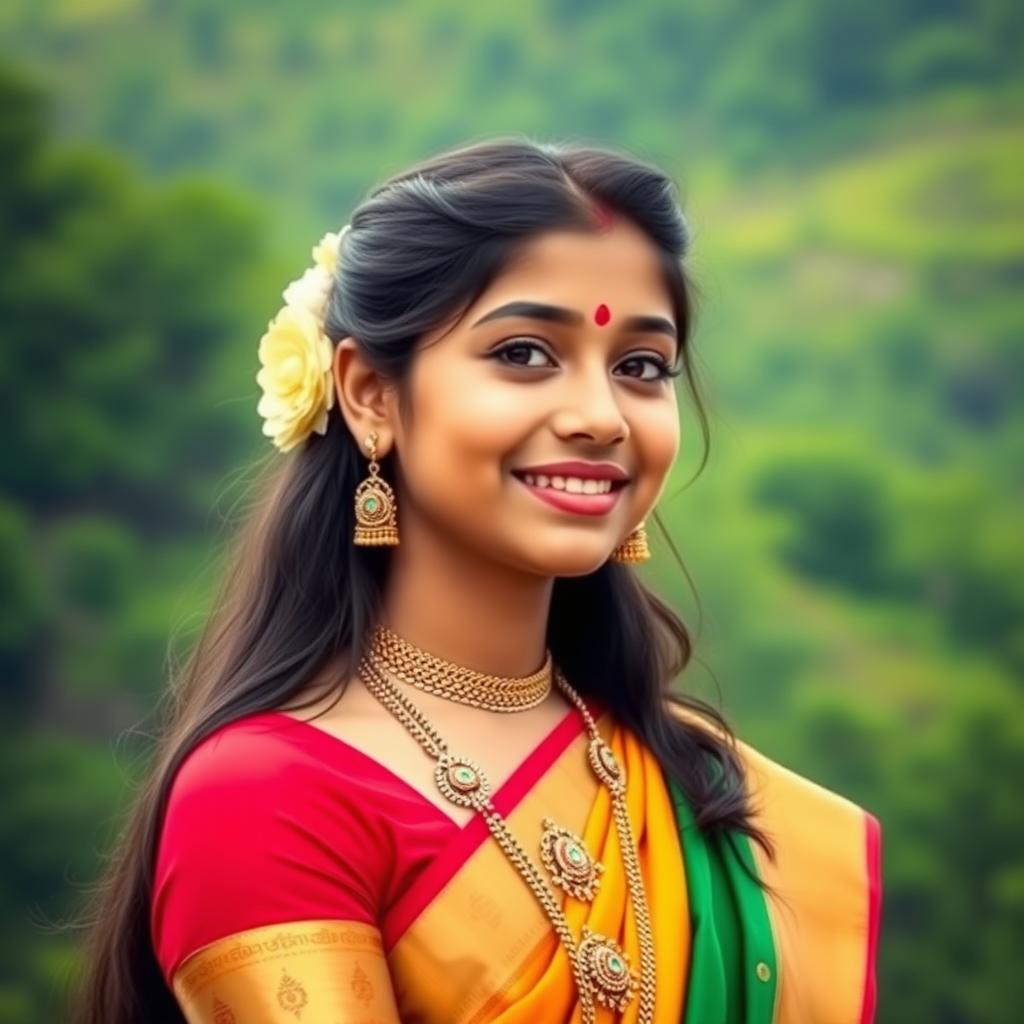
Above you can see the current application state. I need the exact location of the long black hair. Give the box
[71,135,773,1023]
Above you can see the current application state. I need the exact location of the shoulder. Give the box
[155,712,387,857]
[160,712,310,801]
[663,696,878,834]
[150,712,386,985]
[663,696,882,925]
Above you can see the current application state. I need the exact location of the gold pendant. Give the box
[435,753,491,808]
[578,926,640,1011]
[539,818,604,901]
[588,736,625,794]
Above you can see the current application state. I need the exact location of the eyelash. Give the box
[489,339,683,382]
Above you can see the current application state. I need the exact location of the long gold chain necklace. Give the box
[358,630,656,1023]
[369,623,552,711]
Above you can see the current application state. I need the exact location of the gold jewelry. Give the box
[357,644,656,1023]
[539,817,605,901]
[610,520,650,563]
[353,432,399,546]
[370,625,600,899]
[368,623,551,711]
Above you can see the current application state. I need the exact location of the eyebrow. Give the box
[471,300,677,341]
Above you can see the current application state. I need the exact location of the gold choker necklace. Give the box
[368,623,552,712]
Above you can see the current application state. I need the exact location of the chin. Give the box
[526,544,614,578]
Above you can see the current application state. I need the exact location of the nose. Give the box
[551,368,629,447]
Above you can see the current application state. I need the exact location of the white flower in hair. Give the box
[312,228,345,275]
[256,303,335,453]
[282,265,332,321]
[280,226,350,320]
[256,223,350,452]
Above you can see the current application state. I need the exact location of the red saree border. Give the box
[382,695,602,951]
[859,811,883,1024]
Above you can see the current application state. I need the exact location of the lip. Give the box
[511,473,626,517]
[511,460,631,482]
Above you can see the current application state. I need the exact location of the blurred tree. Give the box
[0,66,267,530]
[749,446,892,594]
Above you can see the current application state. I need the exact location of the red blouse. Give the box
[149,705,589,987]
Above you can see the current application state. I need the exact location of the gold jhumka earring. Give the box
[609,521,650,563]
[353,431,400,546]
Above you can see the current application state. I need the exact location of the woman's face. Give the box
[379,216,680,576]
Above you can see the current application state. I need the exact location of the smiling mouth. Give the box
[509,470,628,517]
[510,470,628,495]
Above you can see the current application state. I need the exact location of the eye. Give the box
[616,354,682,382]
[489,339,557,369]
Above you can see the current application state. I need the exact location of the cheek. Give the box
[403,365,531,496]
[440,382,532,470]
[623,399,680,514]
[634,396,680,470]
[453,380,531,433]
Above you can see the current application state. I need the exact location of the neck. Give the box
[380,517,554,678]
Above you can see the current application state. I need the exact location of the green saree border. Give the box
[668,777,779,1024]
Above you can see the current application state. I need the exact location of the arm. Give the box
[169,918,401,1023]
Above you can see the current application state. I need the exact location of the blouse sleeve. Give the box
[150,721,400,1021]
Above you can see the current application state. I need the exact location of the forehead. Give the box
[474,218,671,317]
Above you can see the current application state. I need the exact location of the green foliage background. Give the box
[1,1,1021,1020]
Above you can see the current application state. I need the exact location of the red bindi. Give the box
[594,303,611,326]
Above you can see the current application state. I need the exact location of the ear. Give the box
[332,338,396,453]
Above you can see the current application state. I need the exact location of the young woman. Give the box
[73,137,881,1023]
